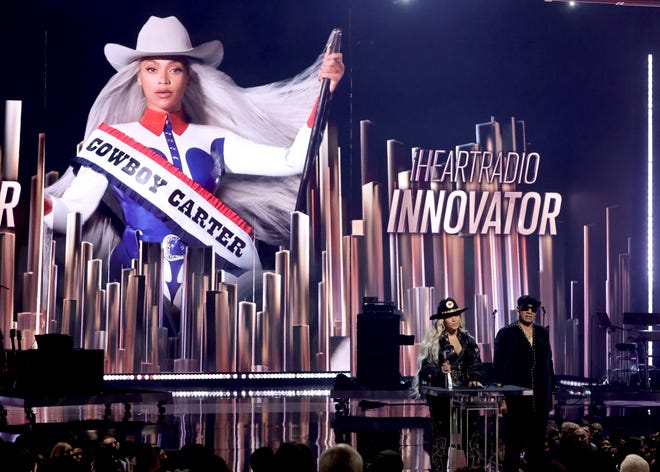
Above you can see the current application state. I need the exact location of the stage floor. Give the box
[0,383,658,472]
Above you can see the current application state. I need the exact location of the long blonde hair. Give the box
[85,56,322,145]
[48,51,324,250]
[411,317,465,397]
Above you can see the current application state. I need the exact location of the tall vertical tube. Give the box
[318,254,329,371]
[27,134,45,318]
[45,240,58,334]
[0,233,15,349]
[141,305,159,373]
[362,182,386,300]
[63,213,82,301]
[387,140,406,307]
[290,212,310,368]
[292,325,311,371]
[237,301,255,372]
[3,100,21,181]
[275,250,290,370]
[106,282,120,373]
[206,290,231,372]
[263,271,282,372]
[63,214,83,345]
[583,225,591,378]
[83,258,102,349]
[218,281,238,371]
[17,312,36,350]
[254,311,265,370]
[191,273,209,372]
[125,274,145,372]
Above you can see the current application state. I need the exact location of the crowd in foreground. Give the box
[0,434,383,472]
[0,417,657,472]
[540,419,658,472]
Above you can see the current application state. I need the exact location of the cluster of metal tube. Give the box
[4,100,630,380]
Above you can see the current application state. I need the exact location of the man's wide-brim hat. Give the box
[430,298,468,320]
[104,16,224,71]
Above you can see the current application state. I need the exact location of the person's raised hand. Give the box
[320,51,344,93]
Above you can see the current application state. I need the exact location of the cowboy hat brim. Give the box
[430,306,468,320]
[104,39,224,71]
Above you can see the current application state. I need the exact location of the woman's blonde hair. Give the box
[411,317,466,397]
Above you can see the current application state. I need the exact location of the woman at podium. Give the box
[413,298,485,472]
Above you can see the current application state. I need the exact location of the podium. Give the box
[420,385,532,471]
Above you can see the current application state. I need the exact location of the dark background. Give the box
[2,0,660,314]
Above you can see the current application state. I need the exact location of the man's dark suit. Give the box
[494,321,554,472]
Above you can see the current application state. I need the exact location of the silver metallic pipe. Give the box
[3,100,21,181]
[583,224,591,378]
[323,135,345,355]
[292,325,311,371]
[262,271,282,371]
[218,281,237,371]
[290,212,310,326]
[27,133,45,317]
[290,212,310,367]
[362,182,385,300]
[348,230,366,377]
[430,233,446,308]
[106,282,121,373]
[403,286,434,377]
[180,247,212,368]
[0,232,15,349]
[254,311,265,371]
[237,301,255,372]
[157,327,170,373]
[359,120,374,186]
[447,236,466,311]
[139,241,162,328]
[119,267,135,350]
[395,170,413,314]
[405,286,434,352]
[94,297,106,351]
[539,233,557,367]
[125,273,145,372]
[22,272,35,316]
[16,312,36,350]
[83,258,102,349]
[318,253,328,371]
[206,290,230,372]
[46,240,58,334]
[141,304,159,373]
[275,250,290,370]
[191,273,209,372]
[340,236,352,338]
[61,298,77,338]
[63,212,82,301]
[387,140,406,307]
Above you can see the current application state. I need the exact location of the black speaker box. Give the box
[7,348,104,396]
[356,303,404,390]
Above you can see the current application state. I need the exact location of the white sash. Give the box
[76,123,256,271]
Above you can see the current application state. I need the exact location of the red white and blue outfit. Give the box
[45,108,311,329]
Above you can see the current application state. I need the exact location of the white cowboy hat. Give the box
[104,16,224,71]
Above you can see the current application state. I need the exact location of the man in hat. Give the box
[494,295,555,472]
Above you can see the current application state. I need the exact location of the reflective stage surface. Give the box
[1,385,659,472]
[0,388,433,472]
